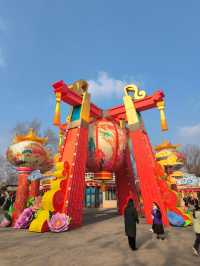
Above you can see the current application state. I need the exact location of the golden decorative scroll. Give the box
[124,84,146,100]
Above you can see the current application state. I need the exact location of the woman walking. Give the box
[192,204,200,256]
[152,202,165,240]
[124,199,139,251]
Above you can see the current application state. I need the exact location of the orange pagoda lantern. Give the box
[7,128,53,224]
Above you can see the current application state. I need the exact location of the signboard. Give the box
[176,175,200,186]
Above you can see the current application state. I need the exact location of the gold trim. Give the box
[123,95,140,127]
[13,128,48,144]
[68,120,81,129]
[154,140,180,151]
[80,91,91,122]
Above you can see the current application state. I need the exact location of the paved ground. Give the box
[0,208,199,266]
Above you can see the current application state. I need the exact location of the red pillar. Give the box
[29,180,40,198]
[12,167,32,225]
[115,147,139,215]
[129,127,169,226]
[60,125,89,229]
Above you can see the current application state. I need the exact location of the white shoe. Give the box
[192,247,199,256]
[149,229,153,232]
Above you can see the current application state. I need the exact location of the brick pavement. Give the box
[0,209,199,266]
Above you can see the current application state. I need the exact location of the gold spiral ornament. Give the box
[68,80,88,95]
[124,84,146,100]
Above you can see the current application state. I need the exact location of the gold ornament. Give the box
[13,128,48,144]
[124,84,146,100]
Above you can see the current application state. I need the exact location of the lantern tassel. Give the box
[53,92,61,126]
[157,101,168,131]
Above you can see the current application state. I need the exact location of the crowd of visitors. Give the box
[183,195,199,210]
[124,197,200,257]
[0,187,16,227]
[0,188,15,211]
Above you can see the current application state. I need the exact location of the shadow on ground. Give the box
[83,208,118,225]
[0,209,199,266]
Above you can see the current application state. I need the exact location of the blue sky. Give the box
[0,0,200,154]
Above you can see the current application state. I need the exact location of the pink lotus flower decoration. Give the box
[14,207,34,229]
[48,213,71,232]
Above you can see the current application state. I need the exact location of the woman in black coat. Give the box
[124,199,139,250]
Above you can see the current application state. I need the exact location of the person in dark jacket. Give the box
[124,199,139,250]
[152,202,165,240]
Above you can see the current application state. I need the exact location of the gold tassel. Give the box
[157,101,168,131]
[53,92,61,125]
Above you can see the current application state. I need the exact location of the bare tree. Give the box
[182,144,200,176]
[12,119,41,136]
[11,119,58,152]
[0,155,8,182]
[0,155,17,185]
[43,127,58,153]
[12,122,28,135]
[29,119,42,135]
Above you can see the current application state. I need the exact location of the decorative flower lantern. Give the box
[48,213,71,232]
[87,118,127,174]
[87,118,127,192]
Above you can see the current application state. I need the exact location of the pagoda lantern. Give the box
[154,140,184,174]
[154,140,185,189]
[7,128,53,224]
